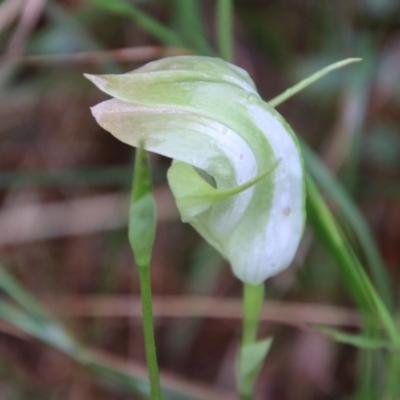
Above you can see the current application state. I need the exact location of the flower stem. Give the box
[138,265,162,400]
[238,282,265,400]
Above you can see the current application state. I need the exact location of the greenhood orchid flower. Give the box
[85,56,305,285]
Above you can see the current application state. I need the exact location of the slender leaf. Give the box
[269,58,362,108]
[238,338,273,399]
[314,325,394,350]
[302,141,393,310]
[305,176,399,346]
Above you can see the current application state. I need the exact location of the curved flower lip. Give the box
[85,56,305,285]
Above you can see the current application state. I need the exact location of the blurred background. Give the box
[0,0,400,399]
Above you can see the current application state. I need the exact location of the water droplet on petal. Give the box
[270,263,277,270]
[246,94,258,103]
[221,126,228,135]
[239,153,244,160]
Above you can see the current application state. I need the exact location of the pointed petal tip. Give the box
[83,73,108,90]
[89,103,103,121]
[83,73,97,83]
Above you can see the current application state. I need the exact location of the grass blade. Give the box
[217,0,233,61]
[170,0,213,56]
[89,0,186,47]
[302,141,393,311]
[305,175,399,346]
[314,326,393,350]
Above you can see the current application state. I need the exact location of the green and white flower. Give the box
[85,56,305,285]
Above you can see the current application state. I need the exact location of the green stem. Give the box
[239,283,265,400]
[129,145,161,398]
[217,0,233,62]
[138,265,162,400]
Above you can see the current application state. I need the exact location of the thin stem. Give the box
[242,283,264,346]
[217,0,233,62]
[138,265,162,400]
[239,283,265,400]
[269,58,362,108]
[129,145,161,398]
